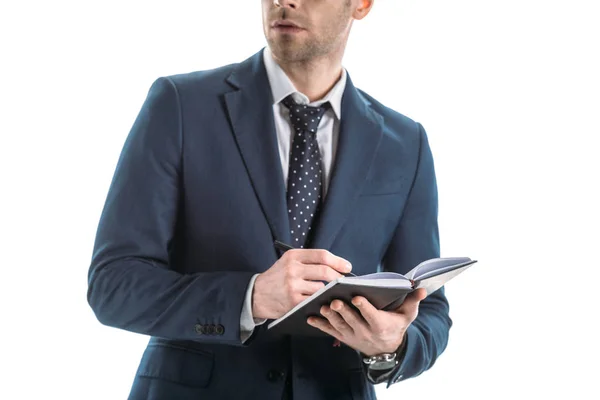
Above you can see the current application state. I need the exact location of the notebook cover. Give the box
[268,282,413,337]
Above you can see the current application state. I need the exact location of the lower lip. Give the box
[274,26,304,34]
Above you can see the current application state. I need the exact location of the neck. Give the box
[271,48,345,102]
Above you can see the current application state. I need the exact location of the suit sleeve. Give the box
[87,78,255,345]
[381,123,452,387]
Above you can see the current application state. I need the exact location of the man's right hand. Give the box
[252,249,353,320]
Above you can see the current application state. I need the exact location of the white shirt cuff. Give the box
[240,273,267,343]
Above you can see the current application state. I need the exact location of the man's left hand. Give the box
[307,288,427,356]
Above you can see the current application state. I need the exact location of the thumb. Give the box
[394,288,427,314]
[414,288,427,302]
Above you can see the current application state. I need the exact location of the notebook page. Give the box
[347,272,408,280]
[407,257,472,280]
[339,277,412,289]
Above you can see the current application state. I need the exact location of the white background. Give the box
[1,1,599,399]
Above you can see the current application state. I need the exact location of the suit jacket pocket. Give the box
[137,342,214,388]
[360,177,406,196]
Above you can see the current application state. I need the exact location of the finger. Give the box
[295,279,325,295]
[395,288,427,315]
[320,304,353,335]
[307,317,343,340]
[414,288,427,301]
[290,293,312,307]
[297,249,352,275]
[302,264,344,282]
[331,299,368,332]
[351,296,382,328]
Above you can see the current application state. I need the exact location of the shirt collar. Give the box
[263,46,346,120]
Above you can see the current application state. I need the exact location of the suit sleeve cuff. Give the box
[385,325,418,387]
[240,273,267,343]
[365,331,409,385]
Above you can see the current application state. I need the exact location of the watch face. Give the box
[370,360,397,371]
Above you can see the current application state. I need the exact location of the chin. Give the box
[268,40,308,62]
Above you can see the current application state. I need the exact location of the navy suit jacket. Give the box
[87,48,451,400]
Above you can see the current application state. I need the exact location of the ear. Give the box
[352,0,374,20]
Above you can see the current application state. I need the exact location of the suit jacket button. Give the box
[215,324,225,335]
[207,324,216,335]
[201,324,209,335]
[194,324,203,335]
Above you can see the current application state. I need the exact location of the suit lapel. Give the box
[223,50,384,251]
[224,49,291,245]
[310,77,384,250]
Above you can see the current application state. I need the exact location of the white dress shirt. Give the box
[240,47,348,342]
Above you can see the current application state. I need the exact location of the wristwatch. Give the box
[362,352,398,371]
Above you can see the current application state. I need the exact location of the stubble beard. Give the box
[266,6,351,64]
[267,35,328,63]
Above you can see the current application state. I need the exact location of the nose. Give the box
[274,0,297,9]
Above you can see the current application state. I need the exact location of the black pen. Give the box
[273,240,356,277]
[274,240,295,253]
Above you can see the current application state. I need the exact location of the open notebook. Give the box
[267,257,477,336]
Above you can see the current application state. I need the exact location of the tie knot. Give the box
[282,95,330,135]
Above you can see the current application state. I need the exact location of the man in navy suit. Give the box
[87,0,452,398]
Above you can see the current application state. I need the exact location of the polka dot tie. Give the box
[281,95,330,248]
